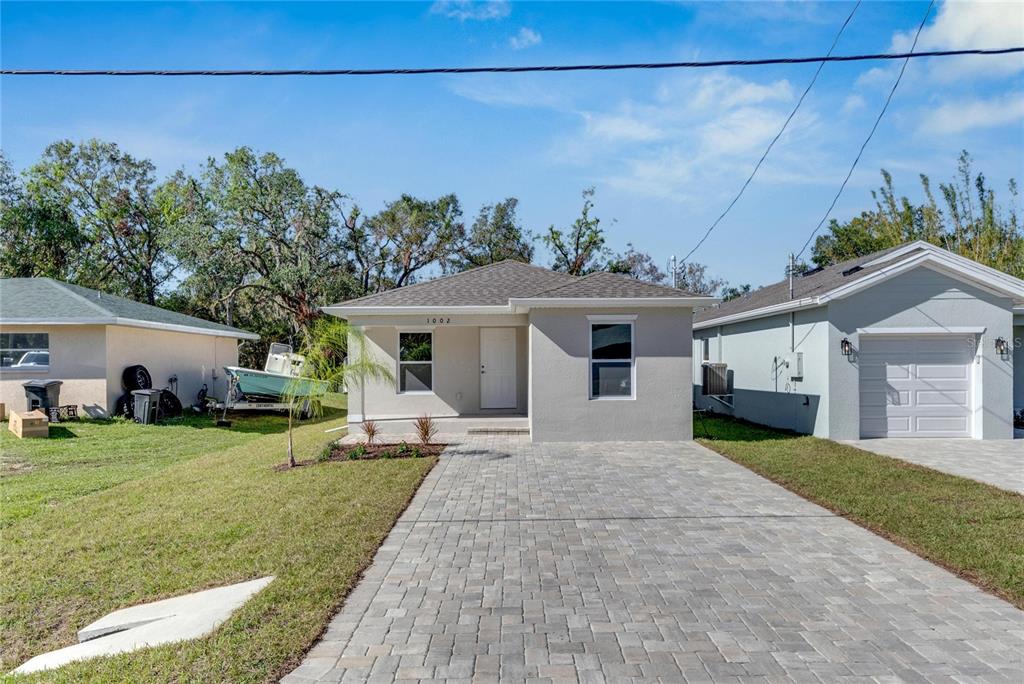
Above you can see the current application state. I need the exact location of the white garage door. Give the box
[859,336,974,438]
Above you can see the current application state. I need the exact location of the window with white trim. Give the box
[1,333,50,369]
[589,321,634,399]
[701,338,710,362]
[398,332,432,393]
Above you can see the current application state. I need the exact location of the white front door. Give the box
[480,328,517,409]
[859,336,974,438]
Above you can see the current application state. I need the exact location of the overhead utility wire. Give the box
[681,0,861,264]
[795,0,935,260]
[1,46,1020,76]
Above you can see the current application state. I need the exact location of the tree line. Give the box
[2,141,1018,363]
[0,140,732,362]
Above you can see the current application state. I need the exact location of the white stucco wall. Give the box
[0,324,108,417]
[345,315,529,422]
[828,265,1016,440]
[529,307,693,442]
[104,326,240,413]
[693,307,831,436]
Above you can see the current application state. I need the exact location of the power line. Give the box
[1,46,1020,76]
[681,0,862,264]
[795,0,935,260]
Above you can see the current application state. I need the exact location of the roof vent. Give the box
[842,265,863,277]
[800,266,824,277]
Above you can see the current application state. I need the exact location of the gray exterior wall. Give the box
[1007,317,1015,411]
[693,307,830,436]
[828,265,1015,440]
[529,307,693,442]
[346,314,529,421]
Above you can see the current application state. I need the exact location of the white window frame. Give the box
[587,315,636,401]
[701,338,710,362]
[397,328,434,395]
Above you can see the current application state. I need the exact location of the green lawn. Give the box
[696,413,1024,609]
[1,399,437,682]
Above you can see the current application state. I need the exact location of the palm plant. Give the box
[282,318,393,468]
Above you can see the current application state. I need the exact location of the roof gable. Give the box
[694,242,1024,329]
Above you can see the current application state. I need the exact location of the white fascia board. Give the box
[694,251,1024,332]
[857,326,986,336]
[0,317,259,340]
[322,305,513,318]
[822,253,1024,303]
[692,299,823,331]
[861,241,1024,292]
[510,297,716,312]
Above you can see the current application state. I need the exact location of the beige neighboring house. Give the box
[0,278,258,417]
[324,261,716,442]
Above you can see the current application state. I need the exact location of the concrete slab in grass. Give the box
[13,576,274,675]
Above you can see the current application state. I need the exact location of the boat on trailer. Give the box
[219,344,327,415]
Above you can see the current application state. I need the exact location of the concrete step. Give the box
[466,426,530,435]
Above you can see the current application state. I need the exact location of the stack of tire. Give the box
[115,365,183,421]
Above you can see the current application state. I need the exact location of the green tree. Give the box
[352,193,465,291]
[283,318,393,468]
[0,153,86,279]
[452,198,534,270]
[721,283,752,301]
[812,151,1021,277]
[165,147,358,347]
[605,243,666,283]
[544,188,608,275]
[673,261,725,296]
[20,140,175,303]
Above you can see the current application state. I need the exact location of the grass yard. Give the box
[696,413,1024,609]
[0,398,437,682]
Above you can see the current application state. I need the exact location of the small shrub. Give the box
[317,443,335,462]
[396,441,411,456]
[349,443,366,460]
[361,420,379,446]
[414,414,438,445]
[379,449,395,459]
[411,446,423,458]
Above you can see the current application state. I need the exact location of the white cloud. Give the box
[842,94,866,114]
[865,0,1024,85]
[920,92,1024,134]
[446,76,570,109]
[430,1,510,21]
[509,27,542,50]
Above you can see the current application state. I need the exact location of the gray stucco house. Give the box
[324,261,715,442]
[694,242,1024,440]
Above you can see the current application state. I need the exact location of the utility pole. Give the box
[670,255,678,288]
[788,253,795,300]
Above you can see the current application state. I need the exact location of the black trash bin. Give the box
[23,380,63,412]
[131,389,163,425]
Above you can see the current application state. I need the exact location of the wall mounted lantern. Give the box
[840,337,853,357]
[995,337,1009,357]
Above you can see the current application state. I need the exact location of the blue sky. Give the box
[2,1,1022,287]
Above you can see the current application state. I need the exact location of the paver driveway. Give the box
[846,438,1024,494]
[284,438,1024,683]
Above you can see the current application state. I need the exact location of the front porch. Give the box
[338,414,529,443]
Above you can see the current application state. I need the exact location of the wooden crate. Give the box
[9,409,49,438]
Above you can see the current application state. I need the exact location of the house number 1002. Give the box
[426,317,452,324]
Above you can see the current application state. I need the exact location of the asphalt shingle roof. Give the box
[329,260,702,308]
[694,243,913,325]
[0,278,257,338]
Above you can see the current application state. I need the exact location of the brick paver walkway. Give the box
[283,438,1024,683]
[847,438,1024,494]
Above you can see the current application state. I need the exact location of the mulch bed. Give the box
[278,442,447,470]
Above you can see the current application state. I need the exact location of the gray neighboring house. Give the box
[0,278,258,417]
[694,242,1024,440]
[324,260,715,442]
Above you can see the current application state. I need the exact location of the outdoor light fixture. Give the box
[840,338,853,357]
[995,337,1009,356]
